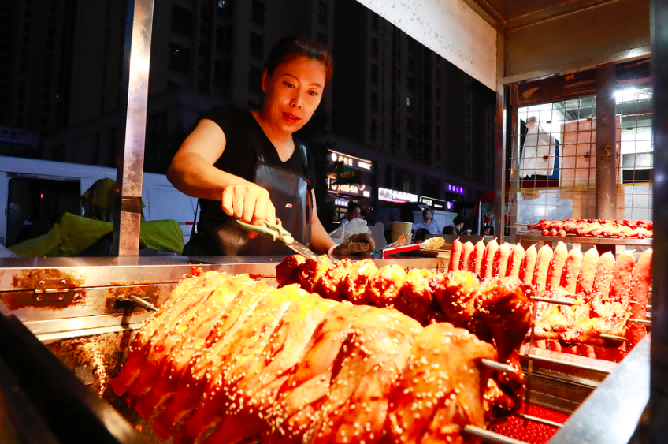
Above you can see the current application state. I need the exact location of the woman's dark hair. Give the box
[265,34,333,86]
[453,215,463,226]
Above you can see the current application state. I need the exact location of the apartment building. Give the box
[37,0,335,172]
[3,0,493,208]
[331,0,494,202]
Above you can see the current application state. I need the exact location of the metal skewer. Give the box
[463,426,528,444]
[530,296,577,306]
[519,353,613,373]
[480,359,518,373]
[628,318,651,326]
[127,294,158,312]
[515,412,564,428]
[599,334,627,341]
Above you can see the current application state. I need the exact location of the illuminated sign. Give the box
[419,195,447,210]
[446,184,465,194]
[328,180,372,198]
[378,188,419,203]
[446,201,454,210]
[329,150,373,172]
[335,198,349,207]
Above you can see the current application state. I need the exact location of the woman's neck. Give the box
[252,110,294,161]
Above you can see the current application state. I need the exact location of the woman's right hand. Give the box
[222,183,277,227]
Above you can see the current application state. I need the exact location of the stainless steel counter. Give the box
[550,335,649,444]
[0,255,447,341]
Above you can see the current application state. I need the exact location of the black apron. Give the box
[184,138,313,257]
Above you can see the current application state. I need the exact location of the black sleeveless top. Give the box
[188,105,317,255]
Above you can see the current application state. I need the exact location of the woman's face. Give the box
[262,56,326,134]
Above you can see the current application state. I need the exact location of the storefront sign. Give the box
[379,187,419,203]
[334,198,350,207]
[446,184,465,194]
[329,151,373,172]
[419,195,447,209]
[329,181,371,197]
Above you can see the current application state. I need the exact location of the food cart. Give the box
[0,0,661,443]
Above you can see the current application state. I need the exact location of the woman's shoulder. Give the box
[201,104,249,125]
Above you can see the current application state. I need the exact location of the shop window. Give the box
[317,1,328,25]
[371,14,379,32]
[214,60,231,89]
[423,124,431,140]
[171,5,193,37]
[169,43,191,75]
[248,66,263,93]
[371,64,378,85]
[216,0,234,18]
[216,26,234,53]
[250,32,263,59]
[406,118,415,134]
[251,0,265,26]
[370,119,378,142]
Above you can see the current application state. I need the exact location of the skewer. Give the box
[628,318,651,326]
[127,294,158,312]
[480,359,519,373]
[646,312,651,319]
[463,425,528,444]
[525,299,538,417]
[599,334,627,341]
[520,353,612,373]
[530,296,576,306]
[514,412,564,428]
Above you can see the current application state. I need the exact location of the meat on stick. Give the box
[627,248,652,349]
[459,241,475,272]
[560,247,583,294]
[592,252,616,300]
[577,247,600,294]
[481,238,500,280]
[507,244,525,278]
[493,243,512,278]
[519,245,537,286]
[449,238,463,272]
[546,241,568,292]
[469,240,486,277]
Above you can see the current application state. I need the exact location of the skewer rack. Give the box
[515,229,652,256]
[0,256,651,444]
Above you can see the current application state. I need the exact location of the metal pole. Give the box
[494,29,507,242]
[112,0,154,256]
[595,63,618,219]
[651,0,668,439]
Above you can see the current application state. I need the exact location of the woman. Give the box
[167,35,336,256]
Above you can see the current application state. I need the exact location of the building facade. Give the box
[331,0,494,204]
[3,0,494,226]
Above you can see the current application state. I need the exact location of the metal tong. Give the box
[236,219,325,262]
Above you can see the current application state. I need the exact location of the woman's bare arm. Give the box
[167,119,246,200]
[167,119,275,225]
